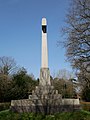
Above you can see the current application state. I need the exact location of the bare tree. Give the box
[56,69,75,80]
[61,0,90,86]
[0,56,18,75]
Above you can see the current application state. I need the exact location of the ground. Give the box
[0,109,90,120]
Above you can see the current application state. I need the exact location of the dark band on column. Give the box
[42,25,47,33]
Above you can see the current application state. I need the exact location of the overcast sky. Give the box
[0,0,72,78]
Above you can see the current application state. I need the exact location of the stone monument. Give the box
[11,18,81,114]
[40,18,50,86]
[28,18,62,114]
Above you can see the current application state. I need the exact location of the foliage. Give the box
[0,56,18,75]
[54,69,75,80]
[0,62,38,102]
[0,102,10,111]
[61,0,90,101]
[62,0,90,72]
[0,56,18,102]
[81,86,90,102]
[0,75,13,102]
[0,110,90,120]
[52,78,75,98]
[51,69,78,98]
[11,67,38,100]
[81,101,90,111]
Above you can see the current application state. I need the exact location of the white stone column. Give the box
[41,18,48,68]
[40,18,51,86]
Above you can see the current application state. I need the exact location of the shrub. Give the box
[80,101,90,111]
[0,110,90,120]
[0,102,10,111]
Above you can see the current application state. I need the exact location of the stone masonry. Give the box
[10,18,81,114]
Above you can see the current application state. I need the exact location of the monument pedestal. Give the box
[11,85,81,114]
[28,85,62,114]
[40,68,51,86]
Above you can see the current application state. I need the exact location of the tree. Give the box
[11,67,38,100]
[0,74,12,102]
[0,56,18,102]
[82,85,90,102]
[61,0,90,101]
[0,56,38,102]
[0,56,17,75]
[52,69,77,98]
[53,78,74,98]
[55,69,75,80]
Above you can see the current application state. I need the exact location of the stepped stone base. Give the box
[29,85,62,105]
[11,85,81,114]
[11,103,81,114]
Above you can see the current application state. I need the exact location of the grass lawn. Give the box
[0,110,90,120]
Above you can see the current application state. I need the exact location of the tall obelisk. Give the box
[42,18,48,68]
[40,18,51,86]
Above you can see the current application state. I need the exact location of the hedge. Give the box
[80,101,90,111]
[0,102,10,111]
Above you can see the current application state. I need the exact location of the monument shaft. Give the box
[42,18,48,68]
[40,18,51,86]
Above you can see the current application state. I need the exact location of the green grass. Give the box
[0,110,90,120]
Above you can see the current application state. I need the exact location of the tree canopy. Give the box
[61,0,90,101]
[0,57,38,102]
[0,56,17,75]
